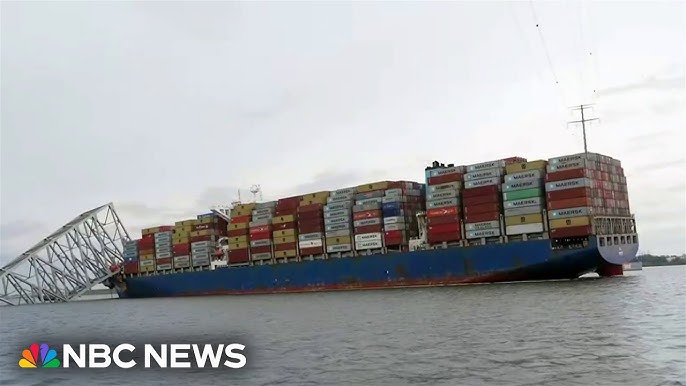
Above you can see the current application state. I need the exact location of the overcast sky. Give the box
[1,1,684,261]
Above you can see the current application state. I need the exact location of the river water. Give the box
[1,266,684,385]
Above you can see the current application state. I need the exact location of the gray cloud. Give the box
[596,75,685,97]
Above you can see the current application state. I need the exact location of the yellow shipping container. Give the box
[505,160,548,174]
[229,235,248,244]
[228,241,248,250]
[234,203,257,211]
[191,229,220,237]
[229,208,252,217]
[174,226,193,234]
[302,191,330,200]
[274,235,296,244]
[273,215,295,224]
[198,217,222,225]
[174,219,197,227]
[549,216,592,229]
[274,249,297,258]
[300,197,327,206]
[326,236,352,246]
[357,181,390,193]
[172,238,190,245]
[228,222,248,230]
[505,214,544,226]
[139,254,155,260]
[273,229,295,238]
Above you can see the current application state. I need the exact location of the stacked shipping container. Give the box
[138,229,156,273]
[324,188,356,255]
[354,182,388,253]
[274,197,300,260]
[502,160,548,236]
[173,219,195,270]
[382,182,423,250]
[424,164,464,245]
[248,201,276,263]
[545,152,630,239]
[228,204,253,265]
[122,239,139,274]
[154,229,173,271]
[298,192,329,257]
[463,157,526,240]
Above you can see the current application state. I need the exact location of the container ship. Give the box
[109,152,639,298]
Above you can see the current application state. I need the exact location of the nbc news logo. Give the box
[19,342,246,369]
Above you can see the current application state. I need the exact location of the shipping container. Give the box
[504,213,543,226]
[549,216,592,229]
[505,160,547,174]
[506,223,545,235]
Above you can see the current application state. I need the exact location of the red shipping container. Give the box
[249,231,271,241]
[139,241,154,250]
[191,235,220,243]
[173,244,190,255]
[250,225,272,234]
[299,223,325,234]
[547,197,593,210]
[272,222,296,231]
[463,194,500,206]
[384,230,407,246]
[276,197,300,211]
[463,185,500,198]
[427,206,460,218]
[275,209,297,217]
[545,168,594,182]
[464,211,500,223]
[503,156,527,164]
[355,224,383,234]
[228,249,249,263]
[156,257,172,265]
[193,223,224,231]
[157,226,174,232]
[230,215,251,224]
[141,233,154,240]
[427,173,463,186]
[427,214,461,225]
[550,225,593,238]
[463,202,501,215]
[274,242,297,252]
[298,218,323,227]
[428,222,460,234]
[250,245,271,254]
[547,187,592,201]
[353,210,382,221]
[124,261,139,274]
[297,210,322,221]
[300,246,324,255]
[428,231,461,244]
[227,228,248,237]
[298,203,324,213]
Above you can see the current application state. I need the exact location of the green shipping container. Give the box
[503,187,543,201]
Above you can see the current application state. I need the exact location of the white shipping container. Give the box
[327,244,352,253]
[353,218,382,227]
[355,239,384,250]
[155,251,172,259]
[299,232,323,241]
[506,223,544,235]
[465,177,501,189]
[191,241,215,247]
[503,197,543,209]
[545,177,592,192]
[465,220,500,232]
[466,229,501,239]
[299,239,323,249]
[504,169,543,182]
[250,239,271,247]
[383,216,405,225]
[156,263,172,270]
[325,229,351,238]
[384,223,407,231]
[139,259,155,268]
[354,232,383,243]
[427,181,462,193]
[192,256,210,267]
[464,168,503,181]
[251,252,272,260]
[173,255,190,268]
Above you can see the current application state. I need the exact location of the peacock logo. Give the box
[19,343,61,368]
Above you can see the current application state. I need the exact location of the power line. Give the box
[528,1,561,90]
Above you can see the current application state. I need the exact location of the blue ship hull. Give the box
[117,236,638,298]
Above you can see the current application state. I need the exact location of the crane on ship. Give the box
[209,185,263,269]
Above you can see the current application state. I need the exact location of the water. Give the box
[1,266,684,385]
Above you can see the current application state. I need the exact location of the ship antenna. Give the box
[568,104,599,155]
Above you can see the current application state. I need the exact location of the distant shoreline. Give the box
[637,254,686,267]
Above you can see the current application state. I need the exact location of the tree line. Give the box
[637,254,686,266]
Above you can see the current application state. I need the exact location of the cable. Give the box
[528,0,565,104]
